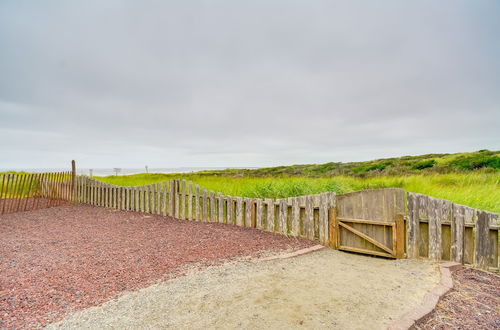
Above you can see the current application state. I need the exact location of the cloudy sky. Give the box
[1,0,499,169]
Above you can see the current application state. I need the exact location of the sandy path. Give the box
[47,249,439,330]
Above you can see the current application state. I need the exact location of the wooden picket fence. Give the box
[0,172,74,215]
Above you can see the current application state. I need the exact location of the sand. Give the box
[47,249,439,330]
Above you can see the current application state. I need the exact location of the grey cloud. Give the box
[0,0,499,169]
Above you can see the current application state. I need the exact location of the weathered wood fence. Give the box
[2,167,498,271]
[0,171,74,215]
[74,177,499,271]
[407,193,499,270]
[75,177,335,245]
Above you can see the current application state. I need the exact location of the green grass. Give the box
[97,172,500,214]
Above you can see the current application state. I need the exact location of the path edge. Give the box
[259,245,325,261]
[387,261,462,330]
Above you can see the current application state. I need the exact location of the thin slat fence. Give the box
[0,171,74,215]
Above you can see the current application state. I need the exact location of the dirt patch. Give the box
[47,249,440,330]
[0,205,314,329]
[414,267,500,329]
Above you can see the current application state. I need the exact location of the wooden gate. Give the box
[330,189,406,258]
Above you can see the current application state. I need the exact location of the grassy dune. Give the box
[98,172,499,214]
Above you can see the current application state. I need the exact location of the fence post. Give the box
[395,214,405,258]
[329,207,338,249]
[71,160,76,202]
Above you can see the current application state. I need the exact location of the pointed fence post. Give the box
[71,160,76,202]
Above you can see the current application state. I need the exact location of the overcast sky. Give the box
[1,0,499,169]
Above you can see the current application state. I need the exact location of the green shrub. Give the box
[451,155,500,170]
[411,159,436,170]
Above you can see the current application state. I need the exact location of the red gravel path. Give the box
[0,198,67,215]
[0,205,314,329]
[415,267,500,329]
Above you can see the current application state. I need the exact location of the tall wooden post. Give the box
[395,213,405,258]
[71,160,76,202]
[329,207,338,249]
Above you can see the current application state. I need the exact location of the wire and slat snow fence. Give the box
[0,172,74,215]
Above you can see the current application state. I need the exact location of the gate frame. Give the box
[330,209,405,258]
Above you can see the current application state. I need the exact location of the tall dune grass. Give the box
[97,172,499,214]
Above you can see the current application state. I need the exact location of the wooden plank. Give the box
[174,181,180,218]
[138,185,142,212]
[278,199,287,234]
[111,186,115,208]
[395,214,405,258]
[235,197,243,226]
[130,187,135,211]
[428,198,441,260]
[265,198,274,232]
[187,182,193,220]
[120,186,124,210]
[218,193,224,223]
[202,188,208,222]
[305,196,314,240]
[169,180,174,217]
[125,187,129,211]
[335,218,396,226]
[245,198,253,227]
[155,183,160,214]
[427,198,451,260]
[15,174,27,212]
[474,211,493,269]
[0,174,6,215]
[89,178,93,206]
[339,245,395,259]
[110,185,114,208]
[108,184,112,208]
[137,186,142,212]
[291,197,300,236]
[136,186,140,212]
[313,194,321,238]
[226,196,233,225]
[256,199,263,229]
[338,221,394,255]
[1,174,10,214]
[195,185,200,221]
[161,182,166,216]
[146,185,151,213]
[150,184,155,213]
[407,193,420,259]
[180,180,186,220]
[451,204,468,263]
[210,191,216,222]
[319,193,329,245]
[329,207,338,249]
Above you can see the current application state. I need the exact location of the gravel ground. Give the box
[0,205,314,329]
[0,197,67,215]
[415,267,500,329]
[47,249,440,330]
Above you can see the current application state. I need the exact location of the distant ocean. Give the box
[1,167,256,177]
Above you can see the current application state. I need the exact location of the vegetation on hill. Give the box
[192,149,499,178]
[96,150,500,213]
